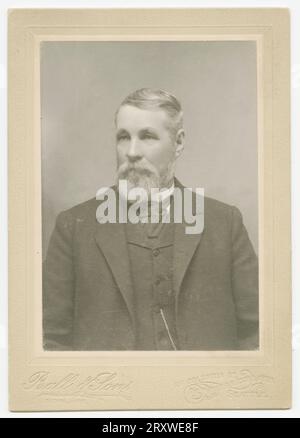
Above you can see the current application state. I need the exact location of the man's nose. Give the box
[126,138,143,161]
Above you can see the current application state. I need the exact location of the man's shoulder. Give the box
[175,178,238,218]
[58,196,100,223]
[55,183,119,227]
[203,195,236,215]
[201,195,242,231]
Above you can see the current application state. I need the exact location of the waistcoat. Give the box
[125,218,178,350]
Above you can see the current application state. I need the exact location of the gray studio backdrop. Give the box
[41,41,258,256]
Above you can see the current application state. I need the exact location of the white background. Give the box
[1,0,299,418]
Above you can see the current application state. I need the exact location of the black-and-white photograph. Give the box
[41,41,259,352]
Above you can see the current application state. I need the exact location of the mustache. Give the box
[117,160,159,178]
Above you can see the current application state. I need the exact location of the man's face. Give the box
[116,105,181,193]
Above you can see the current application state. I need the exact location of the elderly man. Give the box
[43,88,259,351]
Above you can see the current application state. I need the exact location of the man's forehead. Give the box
[116,105,171,130]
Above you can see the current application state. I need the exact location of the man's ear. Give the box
[175,129,185,158]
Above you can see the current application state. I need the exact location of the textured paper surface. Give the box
[8,8,291,410]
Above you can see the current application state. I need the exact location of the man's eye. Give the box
[142,134,157,140]
[117,135,130,141]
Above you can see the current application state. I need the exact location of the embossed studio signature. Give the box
[181,370,274,403]
[23,371,132,401]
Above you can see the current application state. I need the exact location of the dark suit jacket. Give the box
[43,179,259,351]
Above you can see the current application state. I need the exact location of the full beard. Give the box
[116,160,175,195]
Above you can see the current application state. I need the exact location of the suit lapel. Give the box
[172,178,204,301]
[94,217,135,326]
[173,220,203,298]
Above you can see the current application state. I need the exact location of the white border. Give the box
[1,0,299,419]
